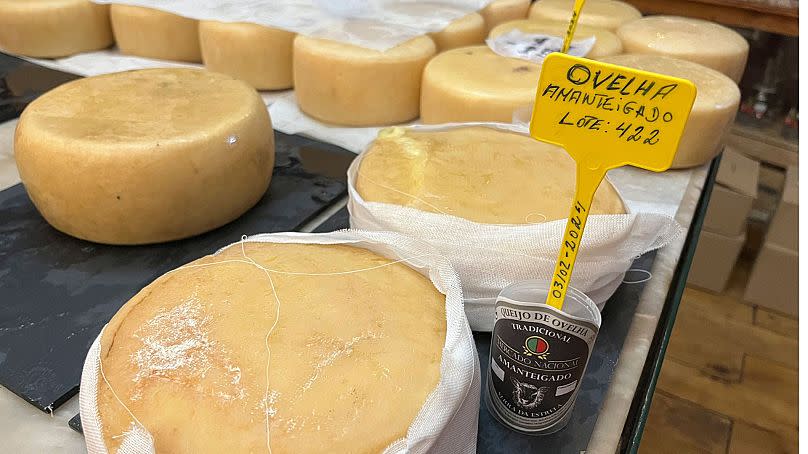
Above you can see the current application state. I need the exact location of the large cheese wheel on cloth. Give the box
[14,68,274,245]
[616,16,749,83]
[95,241,446,453]
[355,126,625,224]
[489,19,623,58]
[430,13,487,51]
[480,0,531,31]
[601,54,740,168]
[293,35,436,126]
[0,0,112,58]
[420,45,540,124]
[111,4,201,62]
[199,21,296,90]
[528,0,641,31]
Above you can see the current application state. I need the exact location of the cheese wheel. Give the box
[294,35,436,126]
[97,241,445,453]
[14,68,274,245]
[601,55,741,168]
[489,19,623,58]
[356,126,625,224]
[480,0,531,31]
[199,21,295,90]
[529,0,641,31]
[111,4,201,62]
[616,16,749,83]
[430,13,487,51]
[0,0,112,58]
[421,45,539,124]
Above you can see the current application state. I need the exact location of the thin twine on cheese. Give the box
[358,169,548,227]
[97,235,442,454]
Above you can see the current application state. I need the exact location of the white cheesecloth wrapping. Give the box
[80,230,480,454]
[347,123,684,331]
[90,0,490,50]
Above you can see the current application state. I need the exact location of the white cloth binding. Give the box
[347,123,684,331]
[80,230,480,454]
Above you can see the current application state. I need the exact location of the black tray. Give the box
[0,131,355,412]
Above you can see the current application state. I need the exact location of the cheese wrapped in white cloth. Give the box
[348,123,683,331]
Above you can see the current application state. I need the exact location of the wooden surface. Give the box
[640,257,798,453]
[623,0,798,35]
[727,125,799,169]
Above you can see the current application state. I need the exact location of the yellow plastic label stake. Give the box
[561,0,587,53]
[530,53,697,309]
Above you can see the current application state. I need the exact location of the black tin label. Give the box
[487,299,598,431]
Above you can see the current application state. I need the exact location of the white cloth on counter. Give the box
[91,0,490,50]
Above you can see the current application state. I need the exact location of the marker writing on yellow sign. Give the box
[544,64,682,146]
[530,53,696,309]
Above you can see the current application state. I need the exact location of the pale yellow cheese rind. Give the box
[601,54,741,168]
[430,13,487,51]
[97,242,446,454]
[480,0,531,31]
[616,16,750,83]
[420,45,540,124]
[294,35,436,126]
[199,21,295,90]
[489,19,624,58]
[0,0,112,58]
[528,0,641,31]
[356,126,626,224]
[111,4,201,62]
[14,68,275,245]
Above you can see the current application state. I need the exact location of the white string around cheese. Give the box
[358,169,549,227]
[97,236,444,454]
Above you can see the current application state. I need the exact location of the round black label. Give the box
[487,300,598,431]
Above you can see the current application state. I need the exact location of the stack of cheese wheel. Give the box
[355,126,626,223]
[420,46,539,124]
[616,16,750,83]
[529,0,641,31]
[601,54,741,168]
[110,4,201,62]
[84,232,477,453]
[199,21,296,90]
[0,0,113,57]
[480,0,532,31]
[430,13,487,52]
[421,18,623,124]
[489,19,624,58]
[14,68,274,245]
[294,35,436,126]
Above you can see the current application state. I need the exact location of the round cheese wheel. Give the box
[14,68,274,245]
[430,13,487,51]
[616,16,749,83]
[111,4,201,62]
[0,0,112,58]
[199,21,295,90]
[420,45,540,124]
[489,19,623,58]
[97,241,445,453]
[529,0,641,31]
[601,54,741,168]
[294,35,436,126]
[480,0,531,31]
[356,126,625,224]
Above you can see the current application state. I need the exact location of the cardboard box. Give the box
[687,229,746,293]
[766,165,798,251]
[744,241,799,317]
[703,149,760,236]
